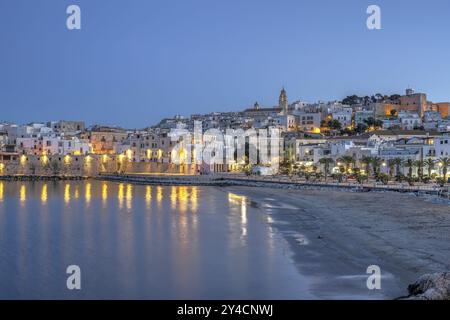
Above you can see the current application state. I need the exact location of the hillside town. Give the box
[1,88,449,185]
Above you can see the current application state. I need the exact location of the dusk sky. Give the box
[1,0,450,128]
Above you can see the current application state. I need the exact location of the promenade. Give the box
[97,172,450,199]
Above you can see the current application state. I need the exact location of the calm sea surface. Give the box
[0,180,311,299]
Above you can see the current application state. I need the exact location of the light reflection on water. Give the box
[0,182,4,202]
[0,180,310,299]
[102,182,108,206]
[64,183,70,204]
[41,184,48,204]
[20,184,26,204]
[228,193,248,242]
[85,182,92,205]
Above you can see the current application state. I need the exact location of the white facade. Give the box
[16,137,42,155]
[274,115,296,132]
[331,110,352,128]
[60,138,91,155]
[435,135,450,157]
[398,111,422,130]
[294,112,321,132]
[42,137,61,155]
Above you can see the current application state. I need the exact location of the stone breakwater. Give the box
[402,273,450,300]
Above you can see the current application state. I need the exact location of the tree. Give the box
[403,159,416,179]
[338,156,355,173]
[371,157,383,177]
[342,95,361,106]
[319,158,334,181]
[424,158,435,178]
[279,158,294,176]
[363,117,383,130]
[414,160,424,181]
[363,96,371,106]
[387,159,396,178]
[360,156,373,179]
[364,117,376,127]
[356,173,367,184]
[378,173,390,185]
[392,157,403,179]
[330,120,342,130]
[355,123,368,134]
[439,157,450,181]
[332,173,344,183]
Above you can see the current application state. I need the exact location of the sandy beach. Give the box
[225,186,450,299]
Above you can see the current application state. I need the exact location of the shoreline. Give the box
[96,173,450,203]
[223,186,450,299]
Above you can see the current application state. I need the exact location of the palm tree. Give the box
[371,157,383,177]
[387,159,396,178]
[414,160,424,181]
[319,158,334,181]
[392,157,403,179]
[360,156,373,178]
[279,157,294,176]
[424,158,435,178]
[439,157,450,181]
[338,156,355,173]
[403,159,416,179]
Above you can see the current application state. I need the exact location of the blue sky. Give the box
[1,0,450,128]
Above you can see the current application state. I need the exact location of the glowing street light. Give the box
[20,155,27,165]
[41,155,49,165]
[126,149,133,160]
[64,155,72,165]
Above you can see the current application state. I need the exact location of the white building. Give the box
[16,137,43,155]
[293,111,321,132]
[59,138,91,155]
[398,111,422,130]
[435,134,450,157]
[274,115,296,132]
[331,109,352,128]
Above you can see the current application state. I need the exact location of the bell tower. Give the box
[279,87,288,114]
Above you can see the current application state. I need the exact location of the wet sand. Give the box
[225,187,450,299]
